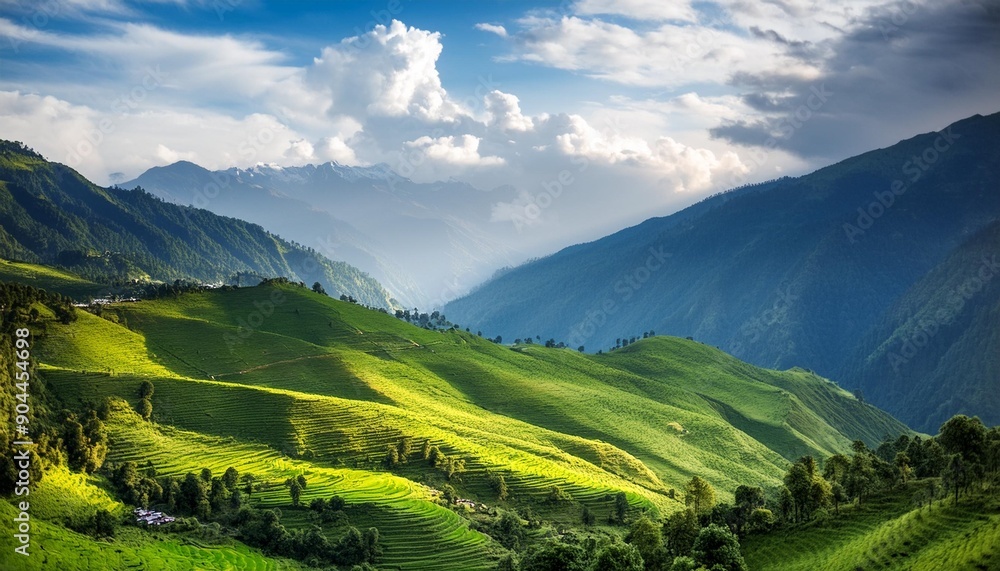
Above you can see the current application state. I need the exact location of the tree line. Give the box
[109,460,382,568]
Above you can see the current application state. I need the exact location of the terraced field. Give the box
[744,483,1000,571]
[2,269,918,570]
[0,466,306,571]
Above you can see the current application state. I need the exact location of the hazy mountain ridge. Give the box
[0,141,396,307]
[125,159,522,308]
[445,112,1000,430]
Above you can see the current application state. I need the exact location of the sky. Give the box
[0,0,998,252]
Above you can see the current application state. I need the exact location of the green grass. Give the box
[0,465,307,571]
[1,265,926,570]
[0,259,107,300]
[743,482,1000,571]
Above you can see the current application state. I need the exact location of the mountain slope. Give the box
[445,112,1000,429]
[124,160,521,308]
[0,141,395,308]
[846,219,1000,432]
[4,262,912,570]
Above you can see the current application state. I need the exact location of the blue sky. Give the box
[0,0,997,247]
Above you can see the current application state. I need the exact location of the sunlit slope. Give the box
[0,259,107,300]
[743,483,1000,571]
[68,283,907,497]
[597,338,911,456]
[0,465,307,571]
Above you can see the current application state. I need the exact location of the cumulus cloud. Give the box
[550,113,747,191]
[405,134,505,166]
[484,91,534,132]
[308,20,466,122]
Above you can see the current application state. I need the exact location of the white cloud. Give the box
[484,91,534,132]
[405,134,505,166]
[549,113,748,191]
[309,20,466,122]
[474,22,508,37]
[573,0,698,22]
[506,15,813,88]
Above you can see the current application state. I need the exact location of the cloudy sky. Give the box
[1,0,997,250]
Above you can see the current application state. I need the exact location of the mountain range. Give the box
[0,141,395,308]
[123,159,520,308]
[445,112,1000,432]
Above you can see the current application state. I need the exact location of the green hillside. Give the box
[0,261,920,570]
[445,112,1000,430]
[743,481,1000,571]
[0,140,395,308]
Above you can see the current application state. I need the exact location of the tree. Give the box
[138,397,153,421]
[895,452,912,484]
[93,509,117,539]
[847,450,876,506]
[181,472,208,515]
[427,445,445,467]
[626,516,667,570]
[733,485,765,534]
[823,453,851,485]
[938,415,988,476]
[582,505,596,525]
[311,282,327,295]
[287,479,302,506]
[663,508,699,558]
[668,556,697,571]
[488,472,509,501]
[592,542,645,571]
[685,476,716,515]
[830,481,848,515]
[241,473,257,498]
[397,437,413,463]
[747,508,775,532]
[138,380,154,400]
[493,510,525,549]
[943,454,968,506]
[210,477,231,513]
[384,445,399,468]
[691,524,747,571]
[777,487,793,522]
[222,467,240,492]
[614,491,630,523]
[519,539,586,571]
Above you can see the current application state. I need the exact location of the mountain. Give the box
[0,140,395,308]
[846,219,1000,432]
[124,159,521,308]
[1,264,910,569]
[444,112,1000,431]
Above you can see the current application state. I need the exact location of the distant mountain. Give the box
[124,160,521,308]
[847,219,1000,432]
[445,112,1000,430]
[0,140,396,308]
